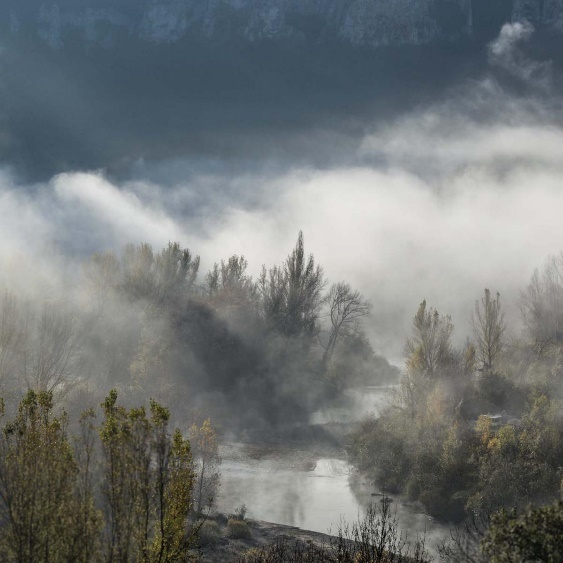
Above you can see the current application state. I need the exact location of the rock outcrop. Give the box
[1,0,478,49]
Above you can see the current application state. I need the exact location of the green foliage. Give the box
[349,416,411,494]
[0,389,200,562]
[189,418,221,515]
[482,502,563,562]
[350,291,563,523]
[100,390,195,562]
[0,390,102,562]
[405,300,454,378]
[475,370,519,408]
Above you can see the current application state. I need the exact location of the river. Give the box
[217,386,451,554]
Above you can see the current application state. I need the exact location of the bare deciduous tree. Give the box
[472,289,506,371]
[19,302,83,399]
[438,512,489,563]
[321,282,372,369]
[83,251,120,317]
[520,253,563,352]
[0,291,25,390]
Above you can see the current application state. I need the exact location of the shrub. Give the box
[482,501,563,562]
[198,520,222,547]
[228,519,252,539]
[242,538,327,562]
[231,504,247,521]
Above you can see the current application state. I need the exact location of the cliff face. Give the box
[513,0,563,30]
[2,0,476,50]
[7,0,563,51]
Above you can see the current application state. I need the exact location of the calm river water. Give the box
[217,386,450,553]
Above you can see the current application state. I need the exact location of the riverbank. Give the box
[198,517,333,562]
[220,434,349,470]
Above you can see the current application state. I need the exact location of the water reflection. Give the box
[218,386,451,554]
[217,456,449,553]
[217,458,359,531]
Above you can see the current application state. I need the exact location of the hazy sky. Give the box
[2,22,563,361]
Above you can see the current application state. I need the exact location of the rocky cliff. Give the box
[513,0,563,30]
[1,0,477,50]
[6,1,562,51]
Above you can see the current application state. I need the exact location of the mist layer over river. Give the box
[217,387,451,553]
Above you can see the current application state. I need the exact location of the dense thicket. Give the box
[349,253,563,525]
[0,389,197,562]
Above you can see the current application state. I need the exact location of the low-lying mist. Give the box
[2,23,563,363]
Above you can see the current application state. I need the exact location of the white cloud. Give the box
[489,21,552,89]
[52,172,187,248]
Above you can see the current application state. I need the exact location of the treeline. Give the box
[0,388,216,562]
[349,253,563,523]
[0,232,395,433]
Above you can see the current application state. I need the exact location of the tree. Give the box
[122,242,156,301]
[73,408,103,562]
[0,390,101,562]
[153,242,199,305]
[189,418,221,516]
[472,289,506,371]
[482,502,563,562]
[83,251,120,317]
[99,390,195,562]
[122,242,200,305]
[148,401,196,562]
[258,231,325,339]
[100,391,151,561]
[130,307,173,397]
[19,301,83,399]
[330,500,431,563]
[437,512,489,563]
[321,282,372,370]
[405,300,454,378]
[206,255,257,310]
[521,253,563,351]
[0,291,25,390]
